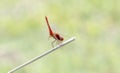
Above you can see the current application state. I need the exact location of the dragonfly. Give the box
[45,16,64,47]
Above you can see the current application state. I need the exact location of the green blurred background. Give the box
[0,0,120,73]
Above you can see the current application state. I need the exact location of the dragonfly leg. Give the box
[48,36,51,40]
[51,40,56,47]
[56,40,62,45]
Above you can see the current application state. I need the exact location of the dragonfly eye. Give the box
[60,37,64,41]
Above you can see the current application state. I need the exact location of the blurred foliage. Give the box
[0,0,120,73]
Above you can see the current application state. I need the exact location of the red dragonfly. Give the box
[45,16,64,47]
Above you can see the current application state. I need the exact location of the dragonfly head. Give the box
[55,33,64,41]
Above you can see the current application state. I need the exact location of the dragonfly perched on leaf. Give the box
[45,16,64,47]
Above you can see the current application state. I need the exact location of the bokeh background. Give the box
[0,0,120,73]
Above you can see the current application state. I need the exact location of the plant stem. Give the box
[8,37,76,73]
